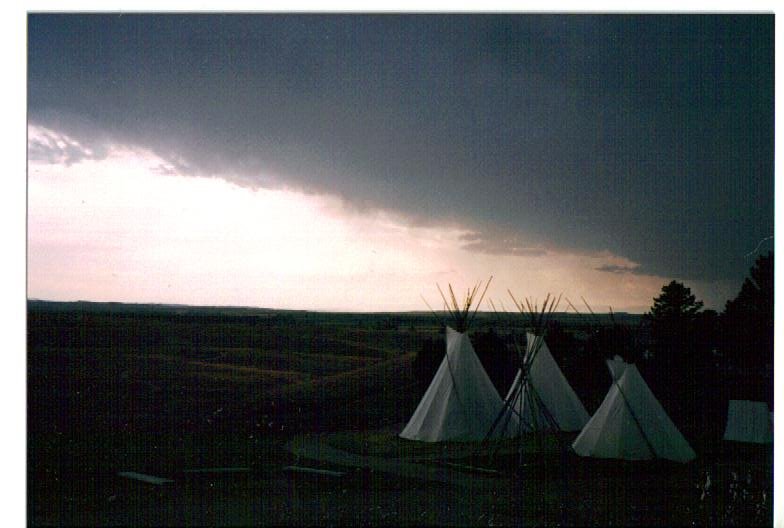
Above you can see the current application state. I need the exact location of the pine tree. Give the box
[647,280,703,359]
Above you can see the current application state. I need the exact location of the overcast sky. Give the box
[26,14,774,312]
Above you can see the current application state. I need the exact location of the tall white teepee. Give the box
[400,326,513,442]
[572,357,696,463]
[723,400,773,444]
[500,333,589,432]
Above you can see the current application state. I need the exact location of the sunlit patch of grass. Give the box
[186,361,303,383]
[273,353,417,401]
[198,346,382,372]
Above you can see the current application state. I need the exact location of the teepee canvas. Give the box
[500,333,589,433]
[400,326,512,441]
[723,400,773,444]
[572,357,696,463]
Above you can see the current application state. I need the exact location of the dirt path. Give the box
[284,434,507,489]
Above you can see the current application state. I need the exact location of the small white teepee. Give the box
[723,400,773,444]
[572,357,696,463]
[500,333,589,433]
[400,326,512,442]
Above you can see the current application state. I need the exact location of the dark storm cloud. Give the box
[595,264,643,275]
[27,14,774,284]
[458,230,549,256]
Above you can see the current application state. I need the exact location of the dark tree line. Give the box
[645,254,772,393]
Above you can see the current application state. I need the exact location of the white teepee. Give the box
[499,333,589,433]
[723,400,773,444]
[572,357,696,463]
[400,326,514,442]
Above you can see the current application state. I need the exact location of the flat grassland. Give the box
[27,301,771,526]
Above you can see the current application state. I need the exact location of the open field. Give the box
[28,301,771,526]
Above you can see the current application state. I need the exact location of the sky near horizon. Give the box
[27,14,773,312]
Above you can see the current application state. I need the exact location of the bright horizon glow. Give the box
[27,125,735,313]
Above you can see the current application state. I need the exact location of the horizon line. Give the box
[26,297,648,315]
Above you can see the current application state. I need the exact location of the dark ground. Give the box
[27,301,772,526]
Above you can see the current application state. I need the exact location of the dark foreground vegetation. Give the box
[28,254,772,526]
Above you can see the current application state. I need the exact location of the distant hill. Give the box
[27,299,288,317]
[27,299,643,326]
